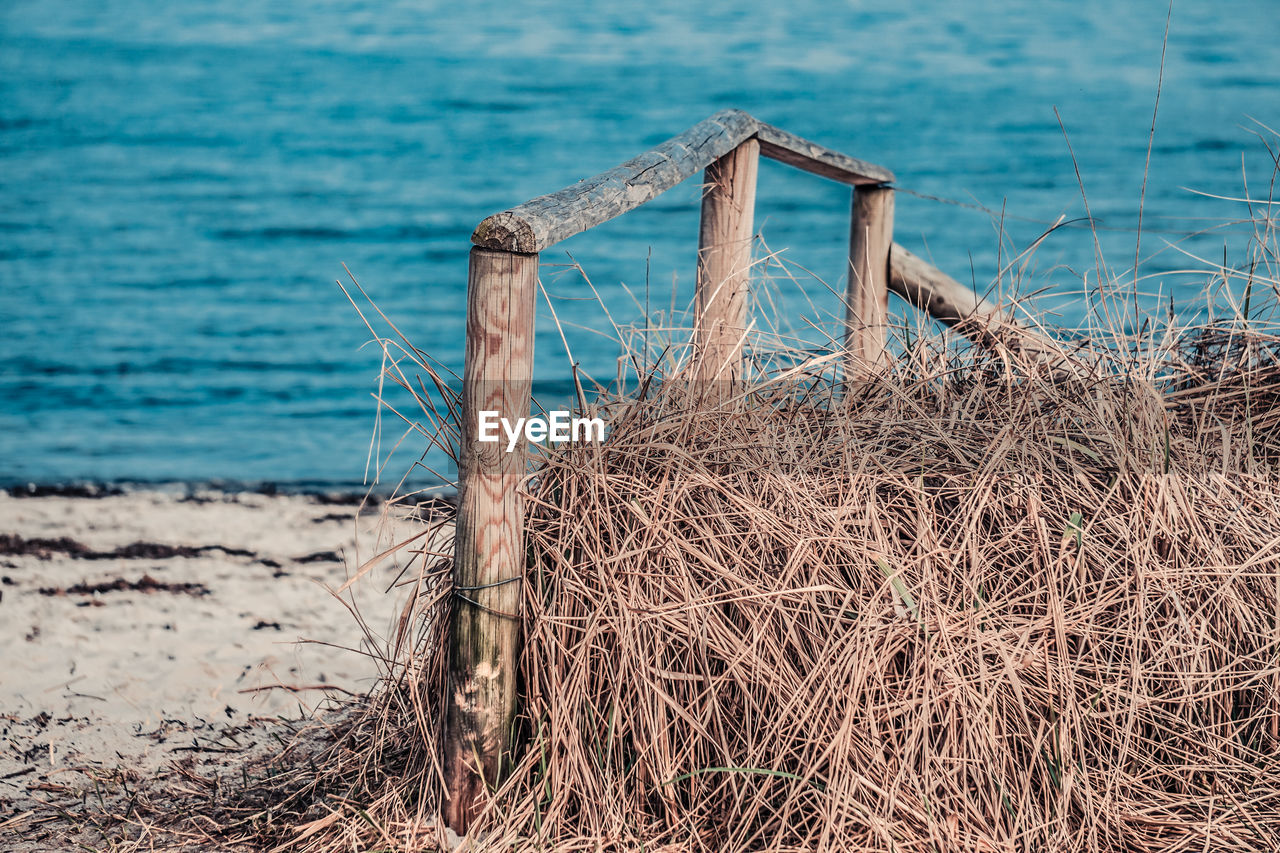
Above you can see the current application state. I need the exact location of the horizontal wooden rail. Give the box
[471,109,894,254]
[755,123,893,187]
[888,244,1067,364]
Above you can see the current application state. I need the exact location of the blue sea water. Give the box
[1,1,1277,488]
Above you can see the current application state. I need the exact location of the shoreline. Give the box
[1,480,457,506]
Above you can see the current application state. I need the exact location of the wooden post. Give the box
[845,184,894,373]
[443,247,538,835]
[695,138,759,390]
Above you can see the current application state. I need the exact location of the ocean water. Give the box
[1,1,1277,487]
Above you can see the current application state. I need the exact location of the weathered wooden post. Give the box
[443,247,538,834]
[695,138,759,390]
[845,184,894,373]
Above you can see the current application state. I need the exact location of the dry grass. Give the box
[496,338,1280,852]
[232,317,1280,851]
[140,152,1280,851]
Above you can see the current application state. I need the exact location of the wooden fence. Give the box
[442,108,1046,831]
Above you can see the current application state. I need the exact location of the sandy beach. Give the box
[0,487,438,848]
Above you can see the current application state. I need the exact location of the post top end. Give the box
[472,212,539,253]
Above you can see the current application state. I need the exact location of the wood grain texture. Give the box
[471,111,894,253]
[695,139,758,389]
[845,186,895,373]
[443,247,538,834]
[755,122,895,185]
[472,109,758,253]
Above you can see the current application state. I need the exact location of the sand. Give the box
[0,487,440,849]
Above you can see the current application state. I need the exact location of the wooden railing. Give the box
[442,109,1048,832]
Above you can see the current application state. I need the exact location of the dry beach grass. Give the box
[209,227,1280,850]
[499,336,1280,851]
